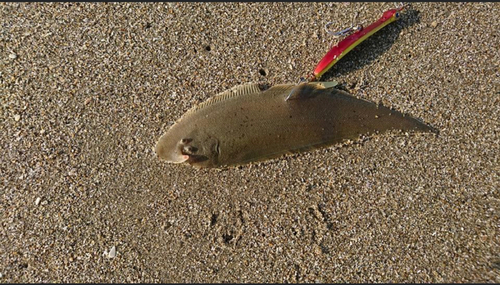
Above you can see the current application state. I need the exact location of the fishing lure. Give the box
[286,3,405,100]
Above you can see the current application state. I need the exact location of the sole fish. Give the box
[156,83,436,168]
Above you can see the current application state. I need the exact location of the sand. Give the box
[1,2,499,282]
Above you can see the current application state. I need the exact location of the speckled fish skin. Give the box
[155,83,435,168]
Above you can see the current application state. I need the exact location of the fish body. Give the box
[156,83,435,168]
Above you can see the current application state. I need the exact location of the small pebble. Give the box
[35,197,41,206]
[9,53,17,59]
[431,21,438,28]
[313,244,322,255]
[108,246,116,258]
[14,114,21,121]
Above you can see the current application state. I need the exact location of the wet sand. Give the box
[1,2,499,282]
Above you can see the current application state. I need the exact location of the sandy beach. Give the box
[1,2,499,282]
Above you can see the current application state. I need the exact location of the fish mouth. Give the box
[155,144,189,164]
[179,144,209,165]
[155,144,207,165]
[184,153,209,164]
[175,154,190,163]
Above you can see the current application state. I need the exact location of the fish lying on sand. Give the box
[155,82,435,168]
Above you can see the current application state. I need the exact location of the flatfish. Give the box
[155,83,435,168]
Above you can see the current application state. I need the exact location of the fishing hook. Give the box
[325,23,363,38]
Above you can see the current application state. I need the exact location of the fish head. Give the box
[156,125,220,168]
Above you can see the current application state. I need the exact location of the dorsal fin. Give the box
[223,83,262,98]
[182,83,262,118]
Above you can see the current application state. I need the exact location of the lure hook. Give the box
[395,2,405,11]
[325,22,362,38]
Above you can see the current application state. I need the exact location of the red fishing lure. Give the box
[286,4,405,100]
[313,7,404,80]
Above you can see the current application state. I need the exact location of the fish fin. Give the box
[185,83,261,116]
[224,83,263,97]
[285,83,309,100]
[311,81,339,89]
[285,81,338,101]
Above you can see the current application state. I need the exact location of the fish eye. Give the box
[183,145,198,154]
[394,12,400,18]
